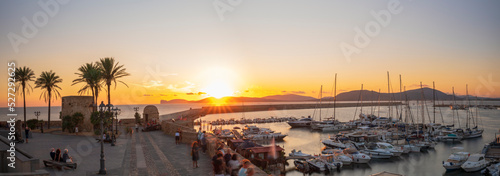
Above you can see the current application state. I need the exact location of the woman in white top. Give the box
[228,154,241,176]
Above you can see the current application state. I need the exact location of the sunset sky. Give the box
[1,0,500,107]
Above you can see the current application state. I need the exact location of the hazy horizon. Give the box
[1,0,500,107]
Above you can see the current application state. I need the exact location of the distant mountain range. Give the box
[160,88,499,104]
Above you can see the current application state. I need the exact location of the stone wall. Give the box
[61,96,93,132]
[143,105,159,123]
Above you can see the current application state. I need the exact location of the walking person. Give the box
[135,123,139,132]
[175,129,181,145]
[191,141,200,168]
[75,126,79,135]
[25,126,30,143]
[201,131,207,153]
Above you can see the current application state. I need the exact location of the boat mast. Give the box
[387,71,391,118]
[360,84,364,115]
[452,87,460,128]
[333,73,337,121]
[420,82,425,129]
[466,84,474,129]
[377,89,381,118]
[320,85,323,122]
[433,82,436,124]
[399,74,402,121]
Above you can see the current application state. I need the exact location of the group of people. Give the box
[49,148,73,163]
[211,144,254,176]
[189,136,254,176]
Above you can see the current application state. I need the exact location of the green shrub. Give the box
[62,112,84,133]
[26,119,39,129]
[134,112,141,124]
[91,111,113,135]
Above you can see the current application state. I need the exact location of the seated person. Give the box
[54,149,62,162]
[62,149,73,163]
[50,148,56,160]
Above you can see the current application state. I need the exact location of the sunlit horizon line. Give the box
[3,88,499,108]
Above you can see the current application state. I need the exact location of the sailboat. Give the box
[458,84,484,139]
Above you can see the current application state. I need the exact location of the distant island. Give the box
[161,88,500,104]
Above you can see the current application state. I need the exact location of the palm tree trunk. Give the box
[107,83,111,109]
[48,91,51,129]
[95,87,99,106]
[23,86,26,126]
[91,88,95,112]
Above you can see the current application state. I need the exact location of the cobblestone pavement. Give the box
[14,127,212,176]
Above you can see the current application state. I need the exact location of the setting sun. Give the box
[202,79,234,98]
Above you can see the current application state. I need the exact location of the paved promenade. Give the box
[14,127,213,176]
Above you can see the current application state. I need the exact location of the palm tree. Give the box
[35,71,63,129]
[97,57,130,108]
[14,67,36,125]
[72,63,103,110]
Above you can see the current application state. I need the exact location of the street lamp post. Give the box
[34,111,40,129]
[107,104,115,147]
[112,107,121,135]
[34,111,40,121]
[97,101,107,175]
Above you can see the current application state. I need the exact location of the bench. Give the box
[43,160,77,170]
[95,138,114,143]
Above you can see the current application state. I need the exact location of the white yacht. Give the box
[287,117,313,128]
[289,149,312,159]
[322,137,349,149]
[375,142,403,157]
[322,124,355,132]
[359,143,394,159]
[461,153,489,172]
[322,149,353,165]
[442,147,469,171]
[343,148,371,164]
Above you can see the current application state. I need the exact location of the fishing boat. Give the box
[343,148,371,163]
[461,153,489,172]
[442,147,470,171]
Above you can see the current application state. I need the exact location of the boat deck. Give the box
[232,129,243,139]
[485,147,500,159]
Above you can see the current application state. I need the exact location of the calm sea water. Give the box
[1,101,498,175]
[196,101,500,176]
